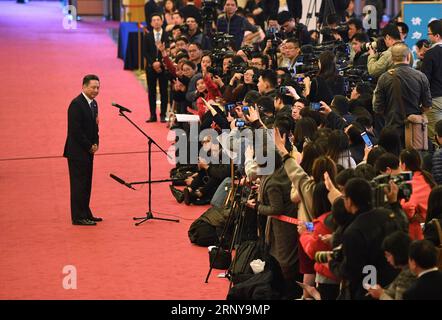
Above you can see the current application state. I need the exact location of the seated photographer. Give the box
[257,69,278,97]
[181,136,231,205]
[224,66,258,103]
[399,148,436,240]
[367,231,416,300]
[423,186,442,247]
[303,51,345,105]
[403,240,442,300]
[329,178,404,300]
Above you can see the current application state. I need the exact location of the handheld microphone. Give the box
[110,173,135,190]
[112,102,132,113]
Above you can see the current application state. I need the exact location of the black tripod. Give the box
[113,107,180,226]
[204,178,253,284]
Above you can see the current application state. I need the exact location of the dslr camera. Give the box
[315,245,343,264]
[370,172,413,207]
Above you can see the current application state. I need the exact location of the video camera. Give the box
[201,0,222,24]
[370,172,413,208]
[320,23,349,38]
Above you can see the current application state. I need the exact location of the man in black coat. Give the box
[403,240,442,300]
[63,75,102,226]
[144,13,170,123]
[329,178,403,299]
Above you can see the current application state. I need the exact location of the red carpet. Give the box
[0,1,227,299]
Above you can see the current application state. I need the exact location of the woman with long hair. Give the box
[327,130,357,169]
[400,148,436,240]
[303,51,345,104]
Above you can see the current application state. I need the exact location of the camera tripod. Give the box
[204,177,256,285]
[305,0,336,29]
[111,107,180,226]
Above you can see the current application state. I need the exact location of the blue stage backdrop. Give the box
[402,1,442,61]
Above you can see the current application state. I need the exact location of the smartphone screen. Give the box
[310,102,321,111]
[360,132,373,148]
[236,119,245,127]
[304,222,314,232]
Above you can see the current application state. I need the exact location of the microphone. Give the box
[112,102,132,113]
[110,173,135,190]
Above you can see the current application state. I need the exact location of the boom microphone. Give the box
[112,102,132,113]
[110,173,135,190]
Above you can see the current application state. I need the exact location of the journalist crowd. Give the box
[141,0,442,300]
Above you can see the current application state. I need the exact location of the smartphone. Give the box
[242,106,250,116]
[236,119,245,128]
[360,131,373,148]
[304,222,314,232]
[310,102,321,111]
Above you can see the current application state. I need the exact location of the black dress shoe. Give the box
[183,187,191,205]
[72,219,97,226]
[146,118,157,123]
[160,116,167,123]
[169,185,184,203]
[89,216,103,222]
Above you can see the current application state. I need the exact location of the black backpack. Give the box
[188,206,228,247]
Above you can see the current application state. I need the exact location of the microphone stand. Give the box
[116,109,179,226]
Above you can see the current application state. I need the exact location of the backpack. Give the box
[405,114,429,151]
[431,219,442,270]
[229,240,263,284]
[188,206,229,247]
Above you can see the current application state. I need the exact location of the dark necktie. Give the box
[90,100,97,118]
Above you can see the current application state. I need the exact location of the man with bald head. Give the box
[373,42,432,147]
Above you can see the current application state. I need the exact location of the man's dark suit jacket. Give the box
[403,270,442,300]
[143,29,169,69]
[63,93,99,161]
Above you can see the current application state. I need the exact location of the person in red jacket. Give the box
[399,148,435,240]
[298,195,342,300]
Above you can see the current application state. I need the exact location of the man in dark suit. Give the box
[63,74,102,226]
[144,13,169,123]
[403,240,442,300]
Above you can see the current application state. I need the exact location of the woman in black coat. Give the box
[303,51,345,105]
